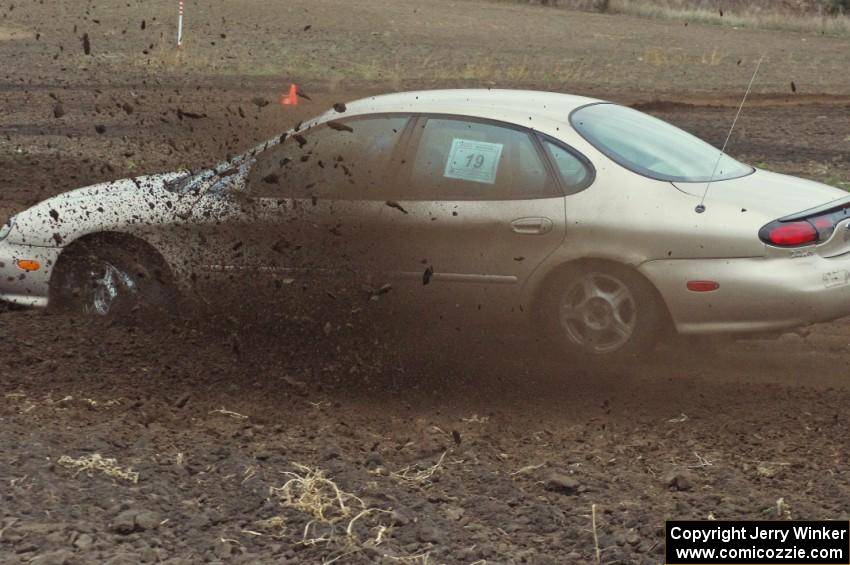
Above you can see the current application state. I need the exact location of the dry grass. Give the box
[385,553,434,564]
[390,451,448,485]
[57,453,140,483]
[210,407,249,420]
[488,0,850,35]
[272,463,368,527]
[614,1,850,35]
[269,462,394,551]
[266,463,446,563]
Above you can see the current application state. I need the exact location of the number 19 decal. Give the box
[444,139,504,185]
[465,153,486,169]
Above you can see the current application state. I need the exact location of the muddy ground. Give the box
[2,0,850,563]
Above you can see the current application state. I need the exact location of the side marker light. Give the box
[687,280,719,292]
[15,259,41,272]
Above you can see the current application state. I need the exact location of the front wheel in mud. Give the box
[51,240,175,319]
[537,263,667,360]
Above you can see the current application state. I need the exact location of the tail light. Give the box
[760,221,817,246]
[760,205,850,247]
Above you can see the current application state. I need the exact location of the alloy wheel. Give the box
[88,261,138,316]
[559,272,637,354]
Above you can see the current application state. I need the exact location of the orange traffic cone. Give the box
[280,84,298,106]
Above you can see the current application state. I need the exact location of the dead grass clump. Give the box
[267,463,450,563]
[269,462,394,550]
[390,451,448,485]
[57,453,139,483]
[272,463,366,525]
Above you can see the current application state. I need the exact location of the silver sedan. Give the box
[2,89,849,357]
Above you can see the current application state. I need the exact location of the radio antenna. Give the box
[695,54,764,214]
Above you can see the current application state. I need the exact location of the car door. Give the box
[370,115,592,321]
[226,114,412,299]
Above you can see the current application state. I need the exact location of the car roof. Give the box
[322,89,605,129]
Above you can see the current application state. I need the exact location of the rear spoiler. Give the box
[778,194,850,222]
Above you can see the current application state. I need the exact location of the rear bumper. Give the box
[640,253,850,335]
[0,241,60,308]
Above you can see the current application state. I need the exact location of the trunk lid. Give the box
[673,169,848,219]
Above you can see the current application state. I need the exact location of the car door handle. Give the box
[510,217,553,235]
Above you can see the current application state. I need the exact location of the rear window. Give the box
[570,103,753,183]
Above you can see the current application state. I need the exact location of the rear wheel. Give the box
[538,263,666,359]
[51,240,175,319]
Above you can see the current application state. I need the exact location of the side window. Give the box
[408,118,558,200]
[247,116,408,199]
[543,140,593,191]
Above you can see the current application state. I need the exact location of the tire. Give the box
[50,239,175,319]
[537,262,667,360]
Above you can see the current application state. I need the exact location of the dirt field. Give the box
[2,1,850,563]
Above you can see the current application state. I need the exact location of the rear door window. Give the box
[406,117,559,200]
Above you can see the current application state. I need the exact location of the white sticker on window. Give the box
[443,139,503,185]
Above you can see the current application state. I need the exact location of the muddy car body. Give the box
[2,89,850,356]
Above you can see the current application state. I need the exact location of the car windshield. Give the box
[570,103,753,183]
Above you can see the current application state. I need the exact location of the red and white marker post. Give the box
[177,1,184,47]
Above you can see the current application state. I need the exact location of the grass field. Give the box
[490,0,850,34]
